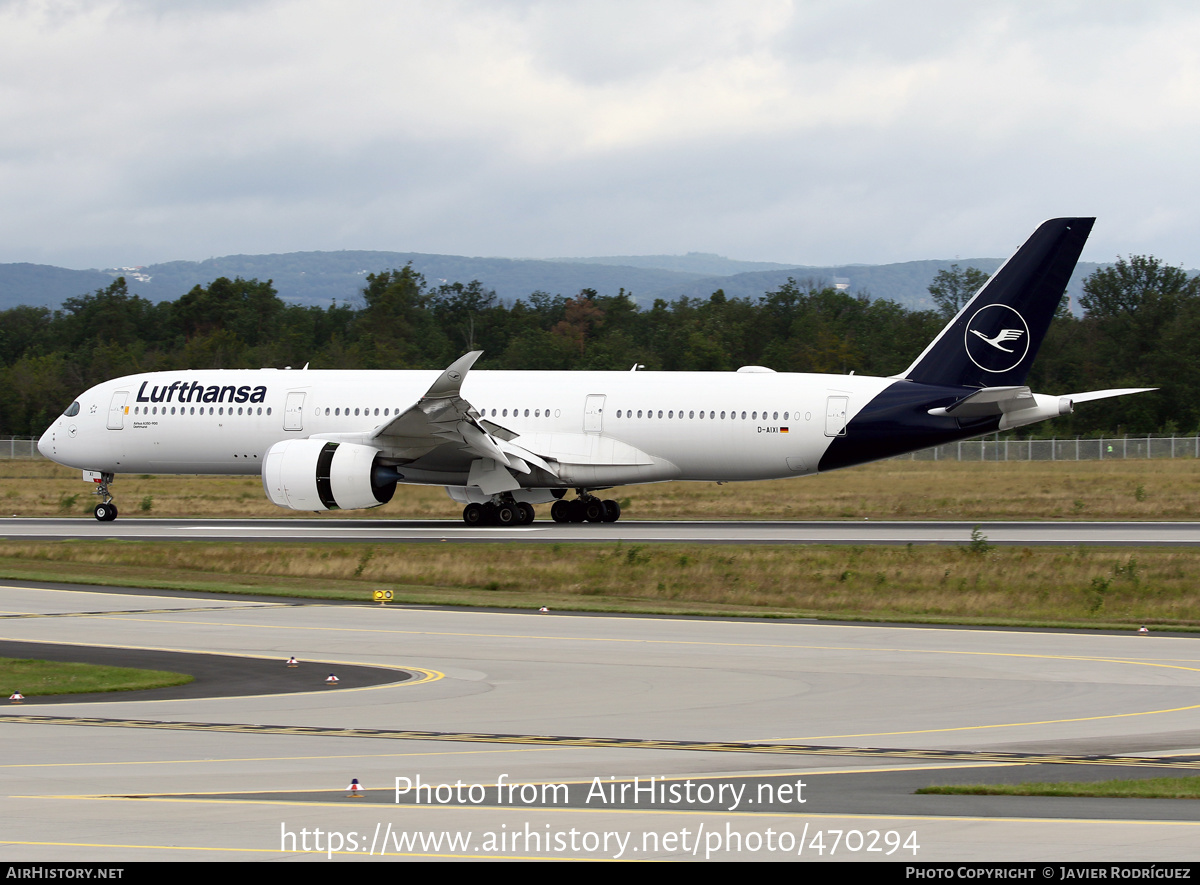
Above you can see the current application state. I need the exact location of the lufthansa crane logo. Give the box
[970,328,1024,352]
[964,304,1030,373]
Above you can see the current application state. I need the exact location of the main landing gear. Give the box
[459,491,622,526]
[92,472,117,522]
[550,492,621,524]
[462,497,536,527]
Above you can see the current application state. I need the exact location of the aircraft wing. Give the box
[314,352,664,492]
[304,351,558,494]
[367,350,485,455]
[357,351,548,473]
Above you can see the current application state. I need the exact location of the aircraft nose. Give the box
[37,425,54,458]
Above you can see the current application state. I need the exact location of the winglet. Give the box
[422,351,483,400]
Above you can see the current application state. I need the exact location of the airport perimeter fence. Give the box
[0,435,1198,462]
[901,436,1200,461]
[0,437,40,459]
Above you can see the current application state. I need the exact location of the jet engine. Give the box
[262,439,398,511]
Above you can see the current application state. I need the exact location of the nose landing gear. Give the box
[91,472,118,522]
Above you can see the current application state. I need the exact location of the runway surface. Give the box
[2,581,1200,861]
[6,516,1200,544]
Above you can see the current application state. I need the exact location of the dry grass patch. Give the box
[916,778,1200,799]
[4,458,1200,521]
[1,540,1198,625]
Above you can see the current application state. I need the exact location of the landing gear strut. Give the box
[92,472,117,522]
[550,491,620,524]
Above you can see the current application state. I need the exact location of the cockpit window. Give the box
[64,402,80,417]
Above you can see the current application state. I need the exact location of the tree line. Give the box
[0,258,1187,438]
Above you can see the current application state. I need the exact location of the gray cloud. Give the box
[1,0,1199,270]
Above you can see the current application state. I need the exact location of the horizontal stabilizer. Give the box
[928,386,1033,419]
[993,386,1156,430]
[929,385,1155,431]
[1065,387,1157,404]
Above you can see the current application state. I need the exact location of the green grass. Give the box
[0,657,193,696]
[916,777,1200,799]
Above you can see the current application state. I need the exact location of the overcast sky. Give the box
[3,0,1199,270]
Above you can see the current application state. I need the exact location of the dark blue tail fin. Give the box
[902,217,1094,388]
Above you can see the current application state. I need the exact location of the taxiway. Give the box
[2,581,1199,860]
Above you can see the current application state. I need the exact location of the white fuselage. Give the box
[38,367,891,486]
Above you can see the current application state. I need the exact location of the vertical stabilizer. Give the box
[902,217,1094,388]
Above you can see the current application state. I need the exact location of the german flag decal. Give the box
[780,427,789,433]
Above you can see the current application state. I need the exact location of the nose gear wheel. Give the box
[91,472,118,521]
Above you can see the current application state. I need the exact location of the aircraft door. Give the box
[107,391,128,430]
[284,391,306,431]
[824,395,848,437]
[583,394,606,433]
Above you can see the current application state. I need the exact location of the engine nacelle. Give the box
[262,439,397,511]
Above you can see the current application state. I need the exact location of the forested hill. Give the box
[0,251,1111,312]
[0,257,1188,438]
